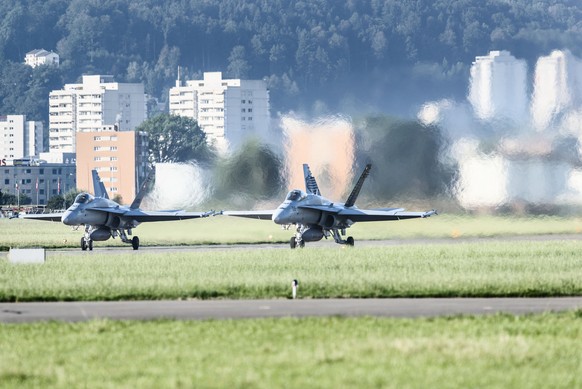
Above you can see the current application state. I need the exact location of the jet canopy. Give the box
[74,193,94,204]
[286,190,306,201]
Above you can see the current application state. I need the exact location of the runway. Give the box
[2,297,581,323]
[29,233,582,256]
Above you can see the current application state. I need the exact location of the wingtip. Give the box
[423,209,438,217]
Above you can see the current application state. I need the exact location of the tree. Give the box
[355,115,454,200]
[214,139,284,203]
[135,113,214,164]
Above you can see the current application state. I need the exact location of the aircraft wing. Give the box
[298,205,435,222]
[20,213,64,222]
[337,208,436,222]
[121,209,211,222]
[223,210,275,220]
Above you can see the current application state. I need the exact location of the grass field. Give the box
[1,313,581,388]
[2,240,582,301]
[3,216,582,388]
[3,214,582,250]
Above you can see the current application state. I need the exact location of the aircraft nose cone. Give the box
[273,207,291,224]
[273,209,285,224]
[61,211,74,225]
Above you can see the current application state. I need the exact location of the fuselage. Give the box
[61,192,133,229]
[272,189,338,226]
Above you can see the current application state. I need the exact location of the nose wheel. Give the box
[289,237,305,249]
[80,237,93,251]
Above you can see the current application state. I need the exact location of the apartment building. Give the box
[468,50,528,123]
[169,72,270,152]
[75,127,148,204]
[0,115,43,163]
[49,75,146,153]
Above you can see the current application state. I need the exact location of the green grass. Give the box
[2,241,582,301]
[4,214,582,249]
[1,313,581,388]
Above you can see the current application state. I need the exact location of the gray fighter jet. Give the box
[23,169,210,250]
[225,164,436,248]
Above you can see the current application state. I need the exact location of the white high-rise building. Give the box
[0,115,43,163]
[169,72,270,152]
[48,75,146,153]
[531,50,582,132]
[468,50,528,123]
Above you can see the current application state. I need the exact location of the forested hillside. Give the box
[1,0,580,122]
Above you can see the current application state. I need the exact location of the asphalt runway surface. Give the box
[31,233,582,256]
[2,298,582,323]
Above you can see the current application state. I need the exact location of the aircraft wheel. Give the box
[132,236,140,250]
[290,237,297,249]
[346,236,355,246]
[88,240,93,251]
[81,237,87,251]
[299,240,305,248]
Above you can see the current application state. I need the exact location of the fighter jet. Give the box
[22,168,210,250]
[224,164,436,248]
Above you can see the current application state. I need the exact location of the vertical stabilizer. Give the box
[91,170,109,199]
[130,167,155,209]
[303,164,321,195]
[344,164,371,207]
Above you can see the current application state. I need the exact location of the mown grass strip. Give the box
[2,241,582,301]
[1,313,581,388]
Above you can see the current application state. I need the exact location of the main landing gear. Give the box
[119,229,140,250]
[79,227,140,250]
[289,227,355,249]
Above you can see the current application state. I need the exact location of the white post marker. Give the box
[292,279,299,299]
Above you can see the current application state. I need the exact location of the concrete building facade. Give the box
[0,163,75,206]
[49,75,147,153]
[25,49,59,68]
[0,115,44,163]
[75,128,148,204]
[169,72,270,152]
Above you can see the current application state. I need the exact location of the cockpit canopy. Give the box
[74,193,94,204]
[285,190,305,201]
